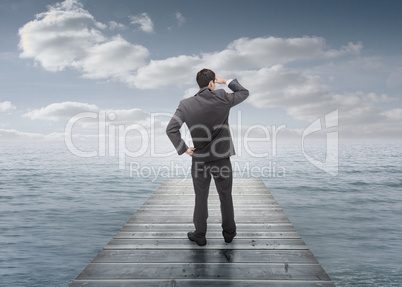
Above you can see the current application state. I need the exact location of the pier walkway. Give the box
[70,178,335,286]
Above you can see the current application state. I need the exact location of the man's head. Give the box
[196,68,215,90]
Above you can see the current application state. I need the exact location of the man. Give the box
[166,68,249,246]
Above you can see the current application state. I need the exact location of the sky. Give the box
[1,0,402,143]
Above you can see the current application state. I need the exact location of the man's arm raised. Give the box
[215,76,249,107]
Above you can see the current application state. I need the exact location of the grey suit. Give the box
[166,79,249,238]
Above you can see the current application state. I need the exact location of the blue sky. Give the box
[1,0,402,141]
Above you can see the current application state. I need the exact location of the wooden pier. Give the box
[70,178,335,286]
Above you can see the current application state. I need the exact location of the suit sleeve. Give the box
[166,103,189,155]
[226,79,249,107]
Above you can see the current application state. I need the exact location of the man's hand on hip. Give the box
[185,147,196,157]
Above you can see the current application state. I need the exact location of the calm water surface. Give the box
[0,140,401,286]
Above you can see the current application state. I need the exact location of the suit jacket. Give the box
[166,79,249,162]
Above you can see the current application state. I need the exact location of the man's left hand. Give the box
[185,147,195,156]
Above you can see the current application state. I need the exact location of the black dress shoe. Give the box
[187,232,207,246]
[224,231,237,243]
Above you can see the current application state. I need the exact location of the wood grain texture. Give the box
[69,178,334,287]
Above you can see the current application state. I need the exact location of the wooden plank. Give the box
[76,263,331,281]
[133,208,287,217]
[137,204,281,209]
[153,189,275,194]
[155,190,271,195]
[104,238,308,250]
[147,197,276,204]
[114,231,301,239]
[142,198,279,205]
[138,206,284,211]
[71,280,335,287]
[127,215,290,223]
[156,178,267,186]
[92,249,317,264]
[120,223,296,232]
[69,178,334,286]
[148,193,275,199]
[154,189,271,194]
[129,211,289,220]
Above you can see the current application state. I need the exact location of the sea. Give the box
[1,139,401,286]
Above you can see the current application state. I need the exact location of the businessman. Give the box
[166,68,249,246]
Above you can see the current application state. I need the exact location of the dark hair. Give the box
[196,68,215,88]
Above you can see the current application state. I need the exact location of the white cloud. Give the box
[104,108,151,126]
[129,13,154,33]
[129,55,201,89]
[23,102,98,121]
[240,67,398,128]
[205,37,361,71]
[175,12,186,27]
[18,2,362,92]
[16,3,400,138]
[0,128,98,141]
[0,101,16,112]
[381,108,402,121]
[18,0,149,81]
[367,93,394,103]
[305,56,389,92]
[108,21,126,30]
[128,36,362,89]
[22,101,166,131]
[0,128,46,140]
[122,34,402,138]
[282,90,402,138]
[124,35,402,137]
[242,66,331,110]
[324,42,362,58]
[78,36,149,79]
[18,102,171,146]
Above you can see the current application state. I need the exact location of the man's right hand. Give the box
[215,76,228,85]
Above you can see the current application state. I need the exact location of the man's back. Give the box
[166,79,249,162]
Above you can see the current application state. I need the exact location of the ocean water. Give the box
[1,140,401,286]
